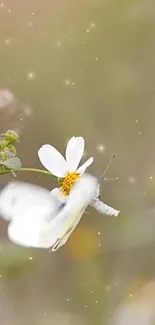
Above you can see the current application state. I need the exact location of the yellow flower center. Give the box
[61,172,80,196]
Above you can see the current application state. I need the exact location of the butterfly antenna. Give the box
[102,177,119,182]
[100,153,116,181]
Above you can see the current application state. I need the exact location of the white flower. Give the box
[38,136,94,196]
[38,136,93,177]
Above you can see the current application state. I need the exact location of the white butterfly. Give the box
[0,173,98,251]
[0,172,120,251]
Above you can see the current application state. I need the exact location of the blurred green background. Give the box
[1,0,155,324]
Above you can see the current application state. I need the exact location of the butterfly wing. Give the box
[51,209,85,251]
[0,181,59,221]
[0,182,62,247]
[8,174,97,250]
[0,174,98,250]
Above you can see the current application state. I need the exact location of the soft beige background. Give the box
[1,0,155,324]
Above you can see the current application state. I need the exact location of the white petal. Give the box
[38,144,68,177]
[50,187,60,198]
[77,157,94,174]
[50,187,60,197]
[65,136,85,171]
[50,187,68,204]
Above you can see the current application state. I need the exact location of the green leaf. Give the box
[0,157,22,170]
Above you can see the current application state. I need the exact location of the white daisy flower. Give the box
[38,136,93,196]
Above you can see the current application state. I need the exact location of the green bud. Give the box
[0,151,17,171]
[0,140,9,150]
[1,130,19,144]
[0,151,11,162]
[7,144,16,155]
[0,152,11,170]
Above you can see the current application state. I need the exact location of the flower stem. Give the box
[0,168,52,176]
